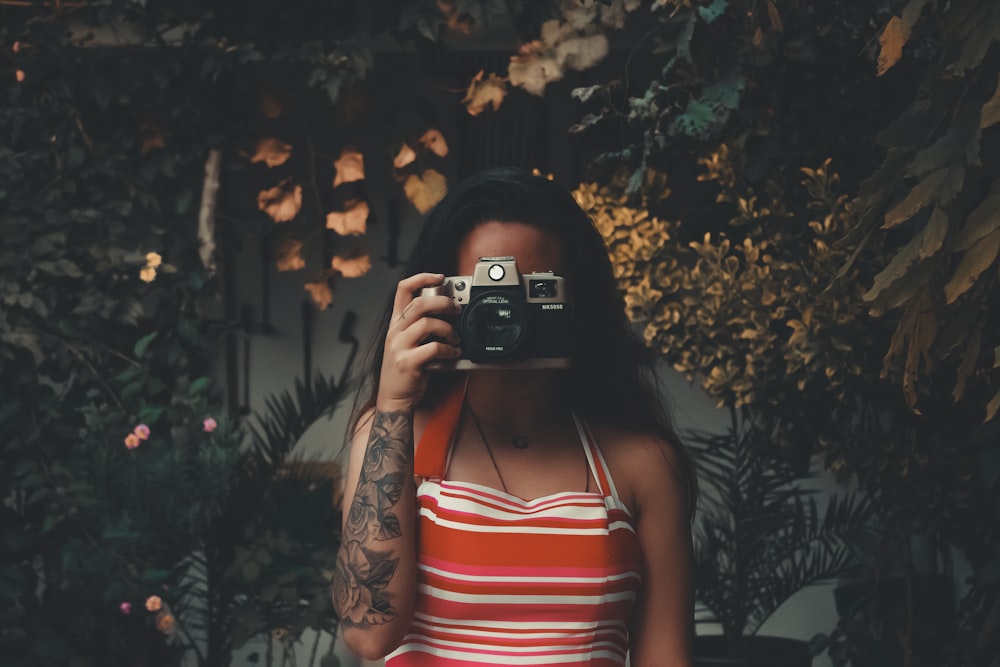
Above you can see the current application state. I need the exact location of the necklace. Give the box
[467,406,510,494]
[465,405,590,497]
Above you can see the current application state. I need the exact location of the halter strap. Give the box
[414,385,465,480]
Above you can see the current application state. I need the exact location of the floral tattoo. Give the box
[333,411,412,627]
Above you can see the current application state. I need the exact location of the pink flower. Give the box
[124,433,141,449]
[202,417,218,433]
[119,602,132,615]
[145,595,162,612]
[134,424,150,440]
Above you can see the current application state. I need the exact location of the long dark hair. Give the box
[346,167,696,515]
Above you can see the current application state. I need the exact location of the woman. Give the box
[333,167,694,666]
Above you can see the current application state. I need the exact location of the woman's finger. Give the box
[393,294,459,330]
[392,273,445,316]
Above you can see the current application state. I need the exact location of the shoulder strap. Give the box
[573,415,622,501]
[414,385,465,480]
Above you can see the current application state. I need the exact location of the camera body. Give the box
[421,256,571,370]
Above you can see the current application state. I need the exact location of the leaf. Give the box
[393,143,416,169]
[134,332,158,358]
[418,128,449,158]
[462,70,507,116]
[877,17,910,76]
[882,167,964,229]
[275,237,305,272]
[257,179,303,223]
[944,228,1000,304]
[953,181,1000,251]
[983,77,1000,129]
[987,390,1000,423]
[304,280,334,310]
[569,112,604,134]
[953,324,982,402]
[189,376,210,396]
[767,0,782,31]
[55,259,83,278]
[698,0,727,23]
[249,138,292,168]
[403,169,447,213]
[571,83,610,103]
[325,199,370,236]
[331,255,371,278]
[332,148,365,188]
[864,214,942,303]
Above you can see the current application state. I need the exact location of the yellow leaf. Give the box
[15,69,26,82]
[145,252,163,269]
[404,169,447,213]
[276,237,305,272]
[767,0,783,31]
[462,70,507,116]
[139,266,157,282]
[325,199,370,236]
[986,389,1000,423]
[393,143,416,170]
[419,129,449,158]
[944,227,1000,304]
[304,280,334,310]
[331,254,371,278]
[250,137,292,168]
[333,148,365,188]
[877,16,910,77]
[257,179,303,223]
[438,0,474,34]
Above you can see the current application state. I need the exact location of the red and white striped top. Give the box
[387,392,643,666]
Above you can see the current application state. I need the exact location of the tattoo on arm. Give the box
[333,411,412,627]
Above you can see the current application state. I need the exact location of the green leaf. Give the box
[141,568,170,584]
[137,405,165,423]
[55,259,83,278]
[134,331,158,358]
[188,376,210,397]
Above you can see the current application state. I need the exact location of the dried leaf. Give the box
[982,78,1000,129]
[883,166,964,229]
[865,217,938,303]
[333,148,365,188]
[325,199,370,236]
[418,129,449,158]
[986,390,1000,423]
[331,255,371,278]
[438,0,474,34]
[304,280,334,310]
[877,16,910,77]
[767,0,783,31]
[258,91,283,119]
[276,237,305,272]
[953,324,982,402]
[139,122,165,155]
[944,228,1000,304]
[403,169,447,214]
[393,144,416,170]
[257,179,303,223]
[953,181,1000,251]
[250,137,292,168]
[462,70,507,116]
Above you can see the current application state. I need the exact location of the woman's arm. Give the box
[334,409,418,659]
[332,272,462,659]
[627,437,695,667]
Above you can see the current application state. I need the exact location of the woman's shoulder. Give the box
[588,422,688,519]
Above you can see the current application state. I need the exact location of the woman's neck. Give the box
[463,370,569,434]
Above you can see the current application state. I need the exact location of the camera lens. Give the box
[461,292,527,361]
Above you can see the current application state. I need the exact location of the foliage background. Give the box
[2,0,999,665]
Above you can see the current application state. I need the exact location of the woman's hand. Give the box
[377,272,462,413]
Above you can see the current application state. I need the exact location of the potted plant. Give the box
[683,406,877,667]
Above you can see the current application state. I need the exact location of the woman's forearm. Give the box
[333,410,418,658]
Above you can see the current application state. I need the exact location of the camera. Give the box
[421,256,571,370]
